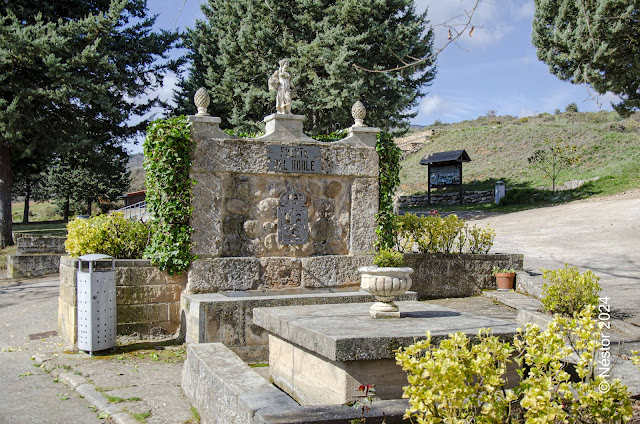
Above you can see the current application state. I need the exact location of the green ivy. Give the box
[143,116,196,275]
[375,131,401,250]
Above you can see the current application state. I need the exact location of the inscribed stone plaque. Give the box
[277,189,309,245]
[267,145,322,174]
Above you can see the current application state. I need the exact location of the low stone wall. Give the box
[7,254,61,279]
[17,235,66,254]
[405,252,524,300]
[182,343,409,424]
[6,235,67,279]
[399,190,494,207]
[59,257,187,348]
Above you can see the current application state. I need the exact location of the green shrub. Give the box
[541,265,601,316]
[373,248,405,267]
[396,213,495,254]
[466,223,495,254]
[65,213,150,259]
[396,309,632,423]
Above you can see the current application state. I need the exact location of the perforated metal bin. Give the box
[76,254,117,354]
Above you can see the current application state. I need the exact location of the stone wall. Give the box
[6,235,67,279]
[187,113,380,293]
[17,235,66,254]
[58,257,187,347]
[8,254,61,279]
[405,253,524,299]
[399,190,494,207]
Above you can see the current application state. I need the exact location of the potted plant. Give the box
[358,248,413,318]
[492,266,516,291]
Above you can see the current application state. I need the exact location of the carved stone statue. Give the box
[268,59,293,114]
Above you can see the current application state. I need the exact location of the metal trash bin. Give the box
[495,181,506,204]
[76,254,117,354]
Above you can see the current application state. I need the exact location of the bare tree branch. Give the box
[175,0,189,27]
[353,0,481,73]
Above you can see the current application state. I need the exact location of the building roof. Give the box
[420,149,471,165]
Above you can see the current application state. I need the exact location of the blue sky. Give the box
[130,0,616,152]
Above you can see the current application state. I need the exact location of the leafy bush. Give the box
[466,223,496,254]
[376,132,401,250]
[65,213,150,259]
[395,213,495,254]
[373,248,405,267]
[541,265,601,316]
[143,116,196,275]
[396,309,632,423]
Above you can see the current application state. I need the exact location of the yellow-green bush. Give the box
[396,308,632,423]
[396,213,495,254]
[373,248,405,267]
[541,265,601,317]
[65,213,151,259]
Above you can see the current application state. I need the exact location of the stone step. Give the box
[181,289,418,362]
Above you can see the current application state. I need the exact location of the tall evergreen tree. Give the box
[532,0,640,115]
[45,143,130,220]
[173,0,436,135]
[0,0,181,247]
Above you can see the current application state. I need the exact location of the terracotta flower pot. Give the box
[495,272,516,291]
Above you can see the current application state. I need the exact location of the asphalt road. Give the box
[475,192,640,325]
[0,276,104,424]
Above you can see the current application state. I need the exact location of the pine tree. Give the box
[532,0,639,115]
[0,0,181,247]
[173,0,436,135]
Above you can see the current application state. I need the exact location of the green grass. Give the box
[400,111,640,201]
[132,411,151,423]
[11,201,63,223]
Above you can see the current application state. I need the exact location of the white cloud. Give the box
[414,94,476,123]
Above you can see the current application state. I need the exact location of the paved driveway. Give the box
[474,192,640,325]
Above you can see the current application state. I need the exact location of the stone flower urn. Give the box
[358,266,413,318]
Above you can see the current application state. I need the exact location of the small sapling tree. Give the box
[527,138,580,192]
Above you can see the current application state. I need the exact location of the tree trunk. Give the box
[87,198,92,216]
[0,144,14,248]
[63,195,70,222]
[22,180,31,224]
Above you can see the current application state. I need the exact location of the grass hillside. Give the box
[128,152,145,192]
[399,111,640,199]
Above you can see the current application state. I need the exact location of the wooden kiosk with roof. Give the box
[420,149,471,205]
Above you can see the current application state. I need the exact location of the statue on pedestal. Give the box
[268,59,293,114]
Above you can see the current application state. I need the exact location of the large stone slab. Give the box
[191,138,378,178]
[254,301,520,405]
[181,289,418,362]
[300,255,373,287]
[253,301,519,362]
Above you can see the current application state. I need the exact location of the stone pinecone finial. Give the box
[194,87,210,116]
[351,100,366,127]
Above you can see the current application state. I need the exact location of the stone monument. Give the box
[185,69,381,294]
[180,68,403,359]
